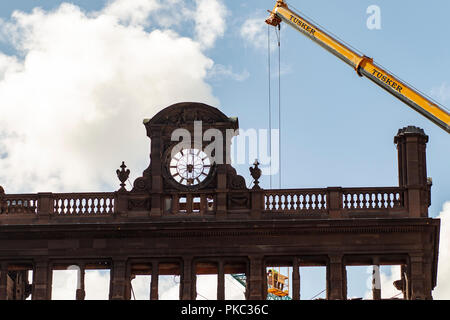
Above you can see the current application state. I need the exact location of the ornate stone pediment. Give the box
[145,102,238,128]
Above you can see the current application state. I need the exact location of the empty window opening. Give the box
[130,275,151,300]
[368,265,403,300]
[196,262,217,300]
[51,268,78,300]
[299,266,326,300]
[2,264,33,300]
[51,262,110,300]
[346,266,372,300]
[225,262,247,300]
[84,269,110,300]
[158,262,180,300]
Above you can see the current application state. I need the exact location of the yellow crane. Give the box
[266,0,450,134]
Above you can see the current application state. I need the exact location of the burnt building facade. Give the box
[0,103,440,300]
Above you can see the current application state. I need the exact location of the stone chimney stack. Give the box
[394,126,431,217]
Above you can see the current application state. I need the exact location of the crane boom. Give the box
[266,0,450,133]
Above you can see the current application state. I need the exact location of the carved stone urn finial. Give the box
[116,161,130,192]
[249,159,262,190]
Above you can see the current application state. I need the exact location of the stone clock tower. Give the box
[128,102,249,217]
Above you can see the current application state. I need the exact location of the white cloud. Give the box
[240,17,267,50]
[431,82,450,103]
[193,0,227,49]
[433,201,450,299]
[208,64,250,82]
[0,0,224,193]
[240,16,280,51]
[102,0,160,26]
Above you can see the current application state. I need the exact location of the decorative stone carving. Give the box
[116,162,130,192]
[227,166,247,190]
[128,198,151,211]
[249,160,262,190]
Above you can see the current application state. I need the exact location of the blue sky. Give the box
[0,0,449,300]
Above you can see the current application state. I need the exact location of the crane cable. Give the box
[276,24,282,189]
[267,25,272,189]
[268,23,283,190]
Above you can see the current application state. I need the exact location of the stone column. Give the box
[409,253,433,300]
[150,261,159,300]
[0,262,8,300]
[76,264,86,300]
[247,256,265,300]
[292,258,300,300]
[217,260,225,300]
[180,257,195,300]
[109,259,130,300]
[326,255,346,300]
[401,264,409,300]
[32,260,52,300]
[372,265,381,300]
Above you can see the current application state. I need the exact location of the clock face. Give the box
[169,148,212,186]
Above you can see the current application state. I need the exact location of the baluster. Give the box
[100,197,105,214]
[289,194,295,212]
[74,199,79,214]
[300,194,305,211]
[93,198,98,214]
[342,194,348,209]
[304,194,309,210]
[106,197,111,214]
[106,198,111,214]
[95,198,100,214]
[110,197,114,213]
[61,198,66,215]
[294,194,299,211]
[109,196,113,213]
[321,193,327,210]
[395,192,401,207]
[313,193,319,210]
